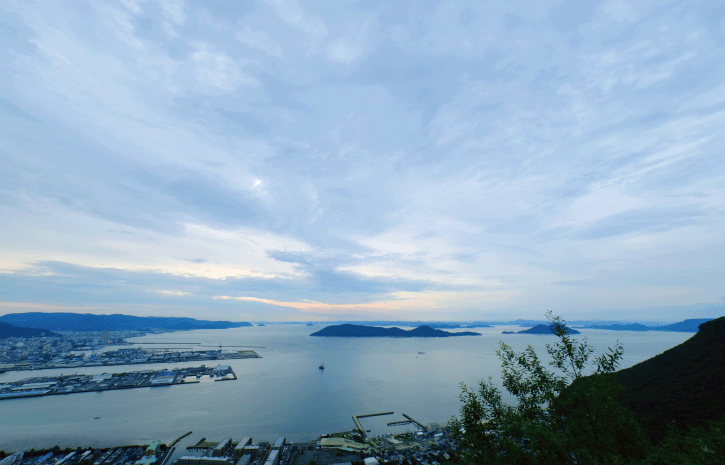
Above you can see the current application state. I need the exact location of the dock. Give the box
[352,412,394,440]
[170,431,193,447]
[1,347,261,372]
[387,413,427,431]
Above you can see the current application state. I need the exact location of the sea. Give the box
[0,324,693,454]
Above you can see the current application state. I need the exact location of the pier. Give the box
[352,412,394,440]
[170,432,193,447]
[387,413,427,431]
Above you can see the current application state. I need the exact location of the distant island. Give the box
[0,321,61,339]
[310,324,481,337]
[0,312,253,332]
[583,323,651,331]
[323,320,491,329]
[503,324,580,335]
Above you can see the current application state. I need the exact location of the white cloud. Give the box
[161,0,186,26]
[263,0,328,46]
[326,39,364,64]
[236,27,283,58]
[157,290,192,297]
[190,42,258,90]
[599,0,640,23]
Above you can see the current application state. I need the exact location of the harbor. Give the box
[0,345,260,373]
[0,365,237,400]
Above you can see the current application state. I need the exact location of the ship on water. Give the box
[319,363,324,370]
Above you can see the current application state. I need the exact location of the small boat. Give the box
[418,351,425,354]
[94,417,100,420]
[319,363,325,370]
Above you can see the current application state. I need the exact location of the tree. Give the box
[636,416,725,465]
[450,312,648,465]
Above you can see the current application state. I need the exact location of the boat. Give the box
[418,351,425,354]
[319,363,325,370]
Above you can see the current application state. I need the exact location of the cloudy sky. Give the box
[1,0,724,322]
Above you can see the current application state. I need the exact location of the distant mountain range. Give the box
[614,316,725,442]
[0,321,61,339]
[583,318,713,332]
[0,312,252,332]
[310,324,481,337]
[498,318,713,333]
[502,324,580,335]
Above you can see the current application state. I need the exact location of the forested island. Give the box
[502,323,580,335]
[310,324,481,337]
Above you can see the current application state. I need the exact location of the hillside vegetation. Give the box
[0,321,61,339]
[615,316,725,442]
[451,312,725,465]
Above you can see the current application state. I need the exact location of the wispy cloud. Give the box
[156,290,192,297]
[1,0,724,321]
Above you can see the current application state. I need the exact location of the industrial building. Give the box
[262,450,278,465]
[151,371,176,384]
[319,438,371,454]
[212,438,232,457]
[232,437,252,459]
[234,456,251,465]
[242,445,260,459]
[145,441,161,456]
[271,436,285,450]
[175,457,231,465]
[134,456,157,465]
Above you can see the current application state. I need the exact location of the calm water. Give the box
[0,325,692,453]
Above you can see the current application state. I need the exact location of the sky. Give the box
[1,0,724,322]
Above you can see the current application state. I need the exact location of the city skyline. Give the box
[1,0,724,321]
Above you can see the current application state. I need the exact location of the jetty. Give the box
[352,412,394,440]
[387,413,427,431]
[170,431,193,447]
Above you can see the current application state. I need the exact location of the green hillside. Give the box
[615,316,725,442]
[0,321,61,339]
